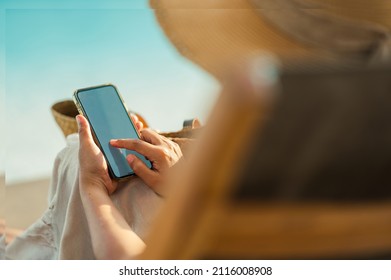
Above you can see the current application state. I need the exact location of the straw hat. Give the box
[150,0,391,80]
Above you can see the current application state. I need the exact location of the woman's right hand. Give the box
[110,129,183,196]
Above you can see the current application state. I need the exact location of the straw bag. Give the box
[51,100,202,156]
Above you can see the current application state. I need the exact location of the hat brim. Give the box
[150,0,391,80]
[150,0,321,80]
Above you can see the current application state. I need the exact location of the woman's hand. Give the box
[110,129,183,196]
[77,114,117,194]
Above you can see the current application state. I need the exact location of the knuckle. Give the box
[162,147,171,158]
[140,128,150,137]
[155,147,164,157]
[156,147,170,160]
[172,141,180,151]
[132,139,142,149]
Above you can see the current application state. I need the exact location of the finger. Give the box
[110,138,160,160]
[130,114,143,131]
[127,154,160,190]
[130,113,139,123]
[159,137,182,159]
[139,128,164,146]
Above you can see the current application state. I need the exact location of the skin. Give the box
[77,114,182,259]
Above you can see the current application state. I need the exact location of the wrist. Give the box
[79,174,110,195]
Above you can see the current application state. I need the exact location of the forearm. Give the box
[80,183,146,260]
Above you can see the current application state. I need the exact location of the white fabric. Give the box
[6,134,163,259]
[0,233,5,259]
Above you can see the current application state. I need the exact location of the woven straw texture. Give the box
[51,100,79,137]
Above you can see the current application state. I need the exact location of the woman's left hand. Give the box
[77,115,117,194]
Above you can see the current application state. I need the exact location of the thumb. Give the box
[76,115,94,148]
[126,154,162,194]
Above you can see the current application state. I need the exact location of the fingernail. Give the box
[127,154,135,163]
[76,115,81,131]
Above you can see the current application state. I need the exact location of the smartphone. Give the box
[73,84,152,179]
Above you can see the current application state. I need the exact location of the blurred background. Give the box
[2,0,219,230]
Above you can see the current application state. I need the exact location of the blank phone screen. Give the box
[75,85,152,179]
